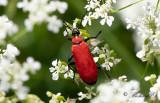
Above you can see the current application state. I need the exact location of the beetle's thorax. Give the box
[72,36,82,44]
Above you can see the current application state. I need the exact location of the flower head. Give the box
[90,79,146,103]
[82,0,116,27]
[78,86,96,101]
[17,0,67,33]
[92,44,121,71]
[0,16,18,45]
[49,59,74,80]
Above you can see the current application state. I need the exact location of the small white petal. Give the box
[100,19,105,25]
[136,50,145,58]
[52,72,59,80]
[144,76,150,81]
[52,59,57,67]
[93,57,99,62]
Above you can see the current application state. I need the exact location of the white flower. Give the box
[149,76,160,100]
[83,0,115,26]
[64,69,74,79]
[0,45,41,99]
[47,16,63,33]
[17,0,67,33]
[3,44,20,60]
[78,92,87,100]
[114,59,121,65]
[23,57,41,74]
[82,12,93,27]
[78,86,96,101]
[136,50,145,58]
[90,79,146,103]
[16,86,29,100]
[118,75,127,82]
[0,16,18,44]
[101,60,112,70]
[85,0,99,11]
[145,74,156,81]
[100,13,114,26]
[46,91,52,97]
[0,0,8,6]
[126,18,137,29]
[125,2,160,61]
[95,4,110,17]
[48,92,62,103]
[93,57,99,62]
[92,44,121,71]
[91,47,100,54]
[51,1,68,14]
[49,59,73,80]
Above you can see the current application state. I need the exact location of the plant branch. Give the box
[155,0,160,13]
[110,0,145,13]
[141,60,150,82]
[8,28,27,44]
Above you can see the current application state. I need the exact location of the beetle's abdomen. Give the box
[72,41,98,85]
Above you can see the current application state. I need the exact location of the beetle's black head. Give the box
[72,28,80,36]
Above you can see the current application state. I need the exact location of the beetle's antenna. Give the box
[63,21,72,31]
[78,11,87,29]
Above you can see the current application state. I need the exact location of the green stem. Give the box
[8,28,27,44]
[141,60,150,82]
[1,29,27,50]
[110,0,145,13]
[86,25,89,33]
[102,0,105,4]
[5,0,18,19]
[155,0,160,13]
[7,94,17,100]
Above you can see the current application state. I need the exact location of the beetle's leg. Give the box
[65,62,75,73]
[65,29,72,41]
[84,31,102,42]
[67,54,74,63]
[78,11,88,29]
[63,21,72,30]
[97,65,112,80]
[63,21,72,41]
[68,62,76,81]
[64,62,76,81]
[65,54,76,81]
[64,54,74,73]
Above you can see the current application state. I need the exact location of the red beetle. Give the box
[63,21,111,85]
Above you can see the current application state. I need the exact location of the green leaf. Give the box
[79,29,90,38]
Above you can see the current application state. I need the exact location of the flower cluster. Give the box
[0,44,41,100]
[90,78,146,103]
[25,94,44,103]
[17,0,68,33]
[0,0,8,6]
[126,2,160,61]
[148,75,160,101]
[0,15,18,45]
[0,91,18,102]
[92,44,121,70]
[47,91,76,103]
[0,92,44,103]
[78,86,96,101]
[49,59,74,80]
[82,0,116,27]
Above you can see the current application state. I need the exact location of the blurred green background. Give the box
[0,0,159,102]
